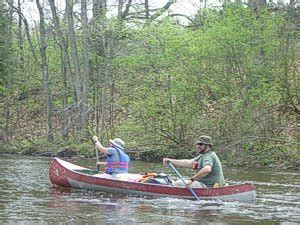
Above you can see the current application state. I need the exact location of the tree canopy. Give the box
[1,1,299,168]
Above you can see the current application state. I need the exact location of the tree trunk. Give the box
[93,0,106,18]
[36,0,53,141]
[17,0,24,89]
[49,0,75,137]
[7,1,39,65]
[94,60,100,132]
[2,1,13,142]
[118,0,123,19]
[145,0,150,18]
[250,0,267,9]
[99,20,112,139]
[81,0,90,132]
[92,0,107,136]
[49,0,74,100]
[110,80,115,134]
[60,51,69,138]
[66,0,82,132]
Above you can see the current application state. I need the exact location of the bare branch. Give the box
[6,1,39,64]
[169,13,194,23]
[149,0,175,21]
[121,0,132,19]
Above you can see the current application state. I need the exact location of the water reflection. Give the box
[0,155,299,223]
[47,187,131,224]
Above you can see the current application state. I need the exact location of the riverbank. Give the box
[1,139,299,170]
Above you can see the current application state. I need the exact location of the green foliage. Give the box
[115,19,202,149]
[114,7,298,167]
[3,4,299,168]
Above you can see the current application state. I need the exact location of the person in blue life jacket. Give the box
[92,136,130,175]
[163,135,225,188]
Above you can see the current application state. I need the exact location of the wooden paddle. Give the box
[95,145,100,172]
[90,136,101,172]
[168,162,201,201]
[87,128,101,172]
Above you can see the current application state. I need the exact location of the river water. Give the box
[0,154,299,224]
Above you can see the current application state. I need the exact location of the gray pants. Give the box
[175,179,207,188]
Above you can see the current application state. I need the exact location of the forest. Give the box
[0,0,299,169]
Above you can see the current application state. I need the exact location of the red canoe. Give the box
[49,157,256,202]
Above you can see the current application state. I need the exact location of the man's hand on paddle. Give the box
[185,179,193,188]
[92,136,99,143]
[96,161,106,166]
[163,158,172,166]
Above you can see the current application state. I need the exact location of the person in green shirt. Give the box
[163,135,225,188]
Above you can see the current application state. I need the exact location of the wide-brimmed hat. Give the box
[196,135,213,145]
[109,138,125,149]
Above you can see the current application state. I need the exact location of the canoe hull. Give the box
[49,158,256,202]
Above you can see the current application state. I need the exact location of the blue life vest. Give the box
[106,146,130,174]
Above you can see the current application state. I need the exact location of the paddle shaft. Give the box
[168,162,201,201]
[94,142,100,172]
